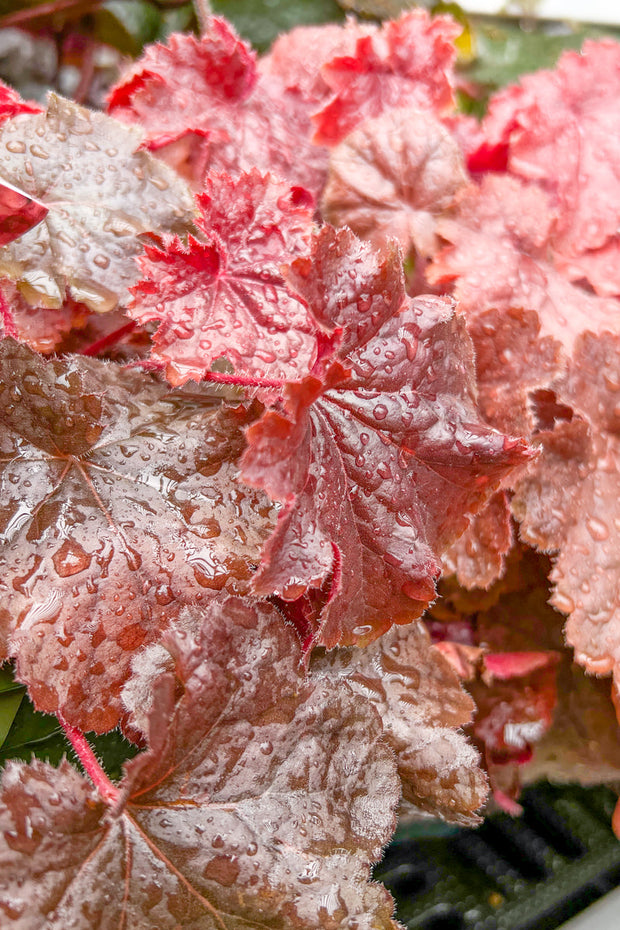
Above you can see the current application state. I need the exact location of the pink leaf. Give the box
[313,10,459,146]
[129,170,319,387]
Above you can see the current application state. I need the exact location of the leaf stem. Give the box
[202,370,284,390]
[82,320,138,357]
[59,716,120,806]
[193,0,212,35]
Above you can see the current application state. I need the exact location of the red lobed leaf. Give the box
[260,19,376,105]
[442,490,514,591]
[107,18,329,197]
[107,19,258,137]
[129,170,319,387]
[0,599,402,929]
[242,227,532,647]
[513,332,620,689]
[313,10,458,147]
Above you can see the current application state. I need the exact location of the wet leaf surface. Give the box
[0,95,194,311]
[0,599,401,929]
[442,490,514,591]
[0,341,276,731]
[478,41,620,298]
[514,333,620,690]
[108,18,329,196]
[312,621,487,825]
[243,227,531,647]
[130,170,319,387]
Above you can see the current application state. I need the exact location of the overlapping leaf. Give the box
[0,341,276,731]
[477,41,620,297]
[0,94,195,311]
[312,621,487,825]
[513,332,620,690]
[0,599,402,929]
[107,20,258,147]
[0,280,89,354]
[442,490,514,591]
[428,175,620,356]
[0,80,42,124]
[313,10,459,146]
[242,227,531,647]
[129,170,319,387]
[261,19,376,105]
[322,106,467,258]
[107,18,328,195]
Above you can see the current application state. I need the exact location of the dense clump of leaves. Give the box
[1,9,620,928]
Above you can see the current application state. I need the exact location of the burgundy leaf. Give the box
[0,599,402,929]
[242,228,531,647]
[0,341,276,731]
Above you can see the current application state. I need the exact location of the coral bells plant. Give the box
[1,9,620,927]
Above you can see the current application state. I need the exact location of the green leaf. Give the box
[464,17,620,93]
[0,690,24,750]
[94,1,163,57]
[212,0,344,52]
[0,665,138,781]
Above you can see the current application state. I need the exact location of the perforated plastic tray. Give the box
[374,784,620,930]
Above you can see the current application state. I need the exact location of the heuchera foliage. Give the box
[1,10,620,928]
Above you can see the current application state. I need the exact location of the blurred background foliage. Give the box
[0,0,618,107]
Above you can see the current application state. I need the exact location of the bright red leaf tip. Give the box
[313,10,459,146]
[107,19,257,137]
[0,599,402,929]
[130,170,320,388]
[242,226,532,648]
[260,19,376,106]
[477,40,620,297]
[0,178,48,247]
[0,79,42,123]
